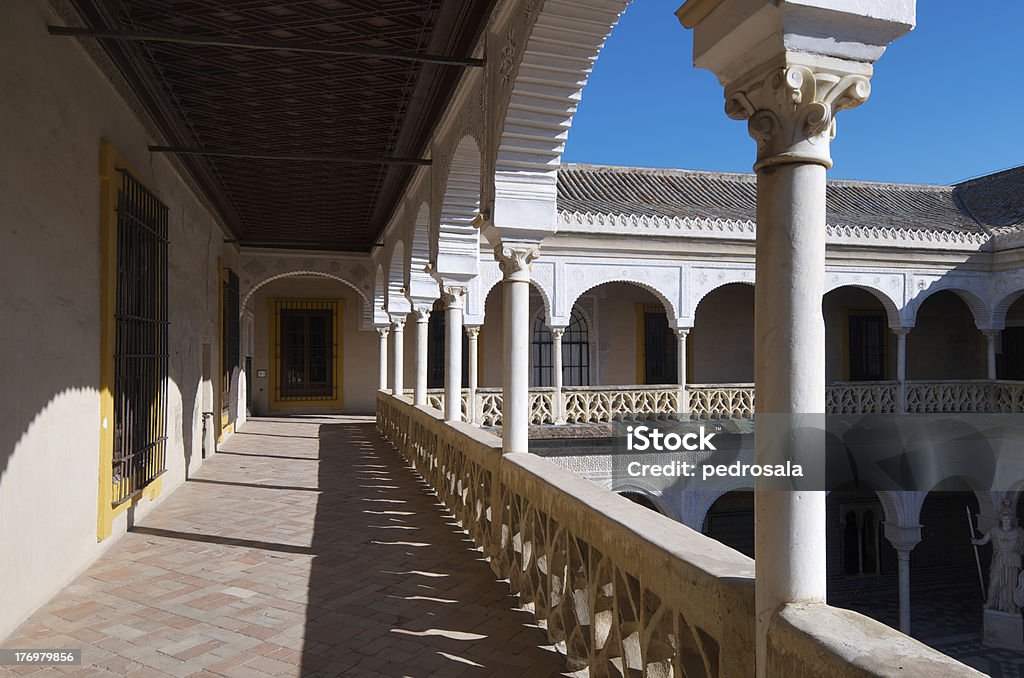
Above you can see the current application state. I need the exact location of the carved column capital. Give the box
[464,325,480,340]
[391,318,406,332]
[550,327,565,340]
[440,284,468,310]
[376,326,390,339]
[725,64,871,171]
[674,327,690,339]
[494,244,540,282]
[411,307,431,323]
[891,327,912,338]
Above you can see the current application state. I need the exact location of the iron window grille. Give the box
[273,300,339,402]
[111,169,169,505]
[426,311,469,389]
[531,309,590,387]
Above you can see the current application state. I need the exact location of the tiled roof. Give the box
[954,166,1024,231]
[557,164,987,234]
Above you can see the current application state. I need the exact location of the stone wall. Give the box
[0,0,237,638]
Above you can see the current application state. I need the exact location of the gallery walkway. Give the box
[2,417,568,677]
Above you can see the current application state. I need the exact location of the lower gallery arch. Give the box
[825,484,899,613]
[702,489,754,558]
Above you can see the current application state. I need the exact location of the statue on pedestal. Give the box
[973,510,1024,613]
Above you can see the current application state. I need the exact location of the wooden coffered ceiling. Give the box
[57,0,495,251]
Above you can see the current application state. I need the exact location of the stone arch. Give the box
[695,480,755,530]
[908,285,992,330]
[408,202,437,302]
[564,275,680,326]
[241,271,369,315]
[386,240,410,315]
[692,278,757,315]
[492,0,630,233]
[435,136,481,278]
[824,281,902,329]
[476,275,554,326]
[991,288,1024,329]
[372,264,388,325]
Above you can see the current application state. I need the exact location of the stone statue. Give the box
[973,511,1024,613]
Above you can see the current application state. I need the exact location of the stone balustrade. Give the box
[412,380,1024,425]
[377,392,980,677]
[825,381,898,414]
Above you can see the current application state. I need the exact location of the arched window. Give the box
[531,309,589,386]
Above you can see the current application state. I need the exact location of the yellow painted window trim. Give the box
[269,298,344,410]
[97,139,164,542]
[635,304,664,385]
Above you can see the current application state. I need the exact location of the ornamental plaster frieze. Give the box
[556,210,990,251]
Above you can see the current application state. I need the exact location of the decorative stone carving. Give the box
[464,326,480,340]
[725,65,871,170]
[495,244,540,281]
[376,326,390,339]
[440,284,468,309]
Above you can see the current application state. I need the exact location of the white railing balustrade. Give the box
[377,393,979,677]
[825,381,898,414]
[410,380,1024,427]
[687,384,755,419]
[905,380,992,413]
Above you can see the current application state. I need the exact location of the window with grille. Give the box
[111,169,169,505]
[271,300,341,404]
[641,307,677,385]
[849,313,886,381]
[531,309,590,387]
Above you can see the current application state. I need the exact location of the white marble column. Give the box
[984,330,1000,380]
[895,328,909,413]
[681,2,913,672]
[885,522,922,636]
[377,326,389,391]
[390,318,405,396]
[496,244,539,454]
[442,286,467,422]
[465,326,480,424]
[675,328,689,413]
[728,63,874,667]
[412,308,430,406]
[551,327,565,424]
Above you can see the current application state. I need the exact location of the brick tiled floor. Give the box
[2,417,568,677]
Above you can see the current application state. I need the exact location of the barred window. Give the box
[531,309,590,387]
[111,169,169,504]
[271,299,341,405]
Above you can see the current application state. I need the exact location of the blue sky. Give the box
[562,1,1024,186]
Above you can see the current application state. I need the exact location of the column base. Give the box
[984,609,1024,650]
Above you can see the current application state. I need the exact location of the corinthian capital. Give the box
[725,63,871,170]
[494,244,540,281]
[440,284,468,309]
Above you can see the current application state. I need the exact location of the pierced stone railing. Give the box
[377,392,980,677]
[826,381,898,414]
[562,385,682,423]
[412,380,1024,428]
[905,380,992,413]
[687,384,755,419]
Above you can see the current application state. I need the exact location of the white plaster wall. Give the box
[0,0,236,639]
[250,277,377,415]
[593,283,663,385]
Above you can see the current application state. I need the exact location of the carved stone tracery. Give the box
[725,64,871,170]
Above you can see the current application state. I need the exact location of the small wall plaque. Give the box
[256,369,268,378]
